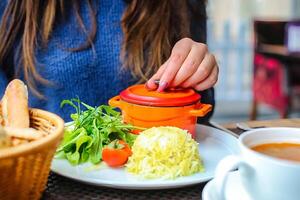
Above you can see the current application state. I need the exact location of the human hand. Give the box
[146,38,218,92]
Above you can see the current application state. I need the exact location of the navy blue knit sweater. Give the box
[0,0,214,122]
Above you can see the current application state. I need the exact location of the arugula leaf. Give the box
[56,98,144,165]
[81,148,90,163]
[89,120,103,164]
[66,151,80,165]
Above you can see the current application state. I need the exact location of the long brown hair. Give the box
[0,0,193,97]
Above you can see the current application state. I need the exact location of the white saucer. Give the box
[202,171,252,200]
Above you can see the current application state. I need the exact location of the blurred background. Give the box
[207,0,300,123]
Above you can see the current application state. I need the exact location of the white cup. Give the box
[215,127,300,200]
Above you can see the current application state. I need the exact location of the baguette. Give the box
[0,126,11,148]
[1,79,30,128]
[11,138,28,146]
[4,127,44,140]
[0,104,3,126]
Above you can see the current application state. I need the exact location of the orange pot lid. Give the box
[120,84,201,107]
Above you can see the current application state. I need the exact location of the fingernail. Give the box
[145,82,156,91]
[154,79,160,85]
[157,81,168,92]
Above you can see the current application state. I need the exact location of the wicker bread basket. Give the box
[0,108,64,200]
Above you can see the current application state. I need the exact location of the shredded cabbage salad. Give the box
[126,126,204,179]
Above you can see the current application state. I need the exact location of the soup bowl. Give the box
[214,127,300,200]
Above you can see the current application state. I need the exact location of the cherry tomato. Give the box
[102,140,132,167]
[131,129,141,135]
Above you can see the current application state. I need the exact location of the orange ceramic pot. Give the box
[109,85,212,138]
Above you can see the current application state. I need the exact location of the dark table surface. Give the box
[41,126,241,200]
[42,173,206,200]
[42,119,300,199]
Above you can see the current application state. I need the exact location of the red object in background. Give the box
[253,53,289,116]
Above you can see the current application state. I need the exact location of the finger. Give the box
[146,59,169,90]
[157,38,193,92]
[181,53,216,88]
[170,43,207,87]
[193,64,219,91]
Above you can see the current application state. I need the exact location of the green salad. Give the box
[55,98,139,165]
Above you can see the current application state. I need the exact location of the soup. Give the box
[252,142,300,162]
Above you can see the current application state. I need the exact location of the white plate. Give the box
[51,124,239,190]
[202,171,252,200]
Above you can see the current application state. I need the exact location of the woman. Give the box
[0,0,218,121]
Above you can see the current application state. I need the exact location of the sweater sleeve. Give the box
[0,71,8,97]
[0,1,9,97]
[188,0,215,123]
[188,0,207,44]
[0,1,6,18]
